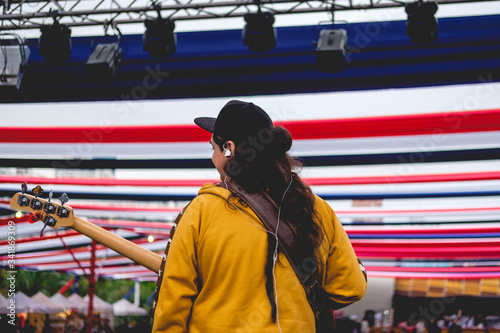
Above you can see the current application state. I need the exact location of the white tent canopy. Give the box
[83,295,114,314]
[66,293,88,313]
[32,291,67,313]
[113,298,147,316]
[50,293,73,312]
[0,293,9,313]
[14,292,50,313]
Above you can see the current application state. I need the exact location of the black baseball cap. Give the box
[194,100,274,143]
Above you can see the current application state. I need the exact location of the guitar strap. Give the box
[221,180,335,333]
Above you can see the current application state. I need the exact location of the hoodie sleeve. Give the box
[152,199,201,333]
[320,200,367,309]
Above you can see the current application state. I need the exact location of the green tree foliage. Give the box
[0,269,70,297]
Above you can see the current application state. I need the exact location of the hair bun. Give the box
[271,126,292,155]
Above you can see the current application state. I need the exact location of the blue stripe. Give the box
[1,189,500,202]
[1,148,499,169]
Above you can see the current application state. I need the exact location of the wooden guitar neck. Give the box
[72,216,163,274]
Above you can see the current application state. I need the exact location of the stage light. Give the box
[405,0,439,44]
[0,33,30,90]
[315,29,348,73]
[84,42,123,85]
[143,18,176,58]
[15,211,23,218]
[147,235,155,243]
[242,11,276,52]
[38,20,72,62]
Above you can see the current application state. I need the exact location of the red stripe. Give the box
[17,257,140,268]
[0,229,82,246]
[1,109,499,143]
[280,109,500,140]
[354,245,500,258]
[336,207,500,214]
[367,271,500,279]
[306,171,500,185]
[0,238,158,260]
[364,266,500,273]
[58,278,74,294]
[0,215,30,225]
[0,175,215,187]
[1,171,499,187]
[0,124,210,143]
[90,219,174,229]
[350,240,500,247]
[345,226,500,235]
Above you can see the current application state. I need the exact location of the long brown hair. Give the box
[214,125,323,321]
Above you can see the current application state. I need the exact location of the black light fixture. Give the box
[242,11,276,52]
[38,19,72,63]
[405,0,439,44]
[315,29,348,73]
[0,33,30,90]
[84,42,123,85]
[143,16,177,58]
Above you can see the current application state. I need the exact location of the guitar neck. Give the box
[73,216,162,274]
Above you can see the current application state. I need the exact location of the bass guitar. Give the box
[9,184,163,274]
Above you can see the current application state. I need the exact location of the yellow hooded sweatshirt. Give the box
[153,183,367,333]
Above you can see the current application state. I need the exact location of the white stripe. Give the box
[112,160,500,180]
[299,160,500,179]
[2,82,500,126]
[291,131,500,156]
[1,130,499,159]
[311,180,500,196]
[343,222,500,232]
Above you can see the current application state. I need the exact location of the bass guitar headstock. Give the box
[10,182,75,236]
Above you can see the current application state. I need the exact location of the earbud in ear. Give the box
[223,142,232,157]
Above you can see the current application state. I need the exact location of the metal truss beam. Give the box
[0,0,497,31]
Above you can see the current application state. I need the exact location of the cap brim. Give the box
[194,117,216,133]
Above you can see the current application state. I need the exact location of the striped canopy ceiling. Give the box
[1,12,500,282]
[1,101,499,281]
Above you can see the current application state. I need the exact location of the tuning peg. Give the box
[57,193,70,218]
[59,193,69,206]
[29,185,44,210]
[32,185,44,198]
[43,190,57,214]
[18,182,30,206]
[21,181,28,194]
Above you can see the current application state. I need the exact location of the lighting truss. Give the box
[0,0,497,32]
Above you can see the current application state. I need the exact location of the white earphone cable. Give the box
[273,176,293,333]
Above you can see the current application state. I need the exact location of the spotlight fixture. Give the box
[143,18,176,58]
[84,42,123,85]
[38,20,72,62]
[315,29,348,73]
[405,0,438,44]
[242,11,277,52]
[0,33,30,90]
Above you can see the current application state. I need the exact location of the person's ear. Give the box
[223,140,235,157]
